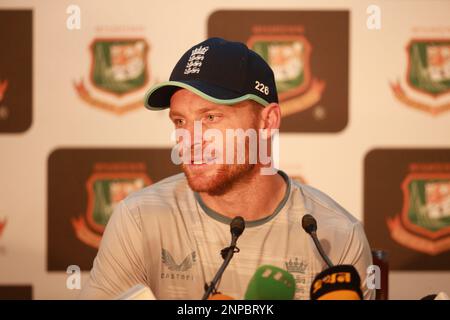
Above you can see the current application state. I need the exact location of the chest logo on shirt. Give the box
[162,249,197,271]
[285,257,309,299]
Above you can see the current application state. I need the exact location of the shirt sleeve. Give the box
[338,221,376,300]
[78,200,148,299]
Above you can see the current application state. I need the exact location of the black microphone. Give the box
[230,216,245,244]
[301,214,334,268]
[202,216,245,300]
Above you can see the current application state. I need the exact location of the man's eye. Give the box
[174,119,185,126]
[205,114,220,122]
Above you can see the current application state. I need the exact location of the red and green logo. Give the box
[387,172,450,255]
[391,39,450,115]
[72,163,152,248]
[90,39,149,96]
[74,38,152,115]
[247,33,325,118]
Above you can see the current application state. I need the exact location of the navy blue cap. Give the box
[145,37,278,110]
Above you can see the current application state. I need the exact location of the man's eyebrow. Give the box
[169,106,223,118]
[169,110,180,118]
[196,106,222,114]
[169,110,183,119]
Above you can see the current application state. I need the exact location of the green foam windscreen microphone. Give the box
[244,265,296,300]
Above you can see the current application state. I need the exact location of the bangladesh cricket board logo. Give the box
[72,169,152,248]
[387,173,450,255]
[391,39,450,116]
[74,38,151,115]
[247,34,325,118]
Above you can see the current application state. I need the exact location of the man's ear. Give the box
[260,103,281,138]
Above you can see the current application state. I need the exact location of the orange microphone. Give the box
[207,292,235,300]
[310,265,363,300]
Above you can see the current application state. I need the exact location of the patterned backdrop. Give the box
[0,0,449,299]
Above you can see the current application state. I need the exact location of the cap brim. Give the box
[144,80,270,110]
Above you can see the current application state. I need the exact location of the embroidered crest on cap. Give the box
[184,45,209,75]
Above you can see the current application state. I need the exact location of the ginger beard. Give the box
[181,135,258,196]
[182,162,255,196]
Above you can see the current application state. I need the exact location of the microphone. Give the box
[245,265,296,300]
[208,293,235,300]
[202,216,245,300]
[310,265,363,300]
[230,216,245,245]
[301,214,334,268]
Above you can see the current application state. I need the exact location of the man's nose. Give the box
[185,119,205,147]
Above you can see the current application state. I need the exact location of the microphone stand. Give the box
[302,214,334,268]
[309,230,334,268]
[201,237,240,300]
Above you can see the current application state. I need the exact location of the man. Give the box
[79,38,375,300]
